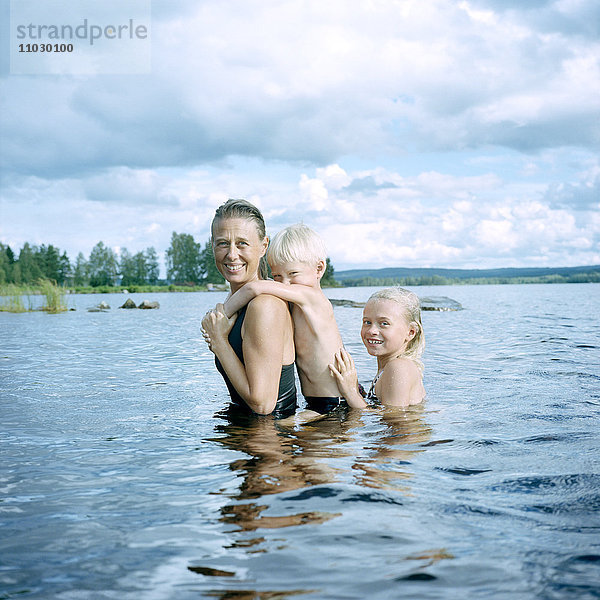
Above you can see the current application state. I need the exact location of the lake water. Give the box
[1,283,599,600]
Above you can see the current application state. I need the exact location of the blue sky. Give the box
[1,0,599,273]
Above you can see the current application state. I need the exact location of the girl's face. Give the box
[212,218,268,292]
[361,298,417,361]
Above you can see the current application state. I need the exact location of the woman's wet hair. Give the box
[368,287,425,369]
[211,198,269,279]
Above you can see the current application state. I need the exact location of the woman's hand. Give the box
[202,304,237,353]
[329,348,368,408]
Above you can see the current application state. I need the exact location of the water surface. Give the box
[1,284,599,599]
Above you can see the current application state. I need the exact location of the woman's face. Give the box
[212,218,268,291]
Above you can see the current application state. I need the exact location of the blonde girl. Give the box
[330,287,425,408]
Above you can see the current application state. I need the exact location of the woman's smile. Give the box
[212,217,268,292]
[224,263,244,273]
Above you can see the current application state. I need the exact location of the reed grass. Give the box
[0,281,68,313]
[0,283,32,312]
[39,279,68,313]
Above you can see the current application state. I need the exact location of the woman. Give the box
[201,199,297,417]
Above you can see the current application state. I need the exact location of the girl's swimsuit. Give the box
[366,369,384,401]
[215,304,297,419]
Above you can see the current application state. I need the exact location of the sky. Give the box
[1,0,599,274]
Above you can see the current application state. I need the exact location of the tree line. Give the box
[1,232,338,288]
[340,272,600,286]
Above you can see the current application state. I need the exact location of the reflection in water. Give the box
[190,406,351,598]
[209,406,347,536]
[189,405,452,600]
[351,404,432,492]
[202,589,310,599]
[188,403,444,597]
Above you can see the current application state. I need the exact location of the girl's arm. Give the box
[204,296,291,415]
[329,348,368,408]
[222,280,316,318]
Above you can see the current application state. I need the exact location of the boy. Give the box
[218,223,348,417]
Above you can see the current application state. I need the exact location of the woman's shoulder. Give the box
[247,292,288,307]
[246,293,289,318]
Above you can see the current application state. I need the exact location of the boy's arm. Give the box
[223,280,317,318]
[222,282,261,318]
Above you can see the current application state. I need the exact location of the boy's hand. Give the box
[202,304,237,352]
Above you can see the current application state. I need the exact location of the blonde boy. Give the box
[220,223,346,415]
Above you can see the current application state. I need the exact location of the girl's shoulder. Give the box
[384,355,421,375]
[378,357,425,406]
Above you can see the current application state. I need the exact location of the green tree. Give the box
[58,251,71,285]
[165,232,201,284]
[132,251,148,285]
[73,252,89,286]
[0,243,10,284]
[31,244,71,284]
[199,241,224,284]
[321,257,337,286]
[88,241,118,287]
[0,244,16,284]
[145,247,160,284]
[119,248,136,286]
[18,243,43,284]
[120,247,159,286]
[11,262,22,285]
[36,244,59,282]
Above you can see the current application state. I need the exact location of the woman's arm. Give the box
[222,280,316,318]
[329,348,368,408]
[204,296,291,415]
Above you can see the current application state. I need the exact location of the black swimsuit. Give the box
[304,396,345,414]
[215,304,297,418]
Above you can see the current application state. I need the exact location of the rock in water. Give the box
[419,296,463,311]
[120,298,137,309]
[329,298,365,308]
[87,301,110,312]
[330,296,462,311]
[138,300,160,309]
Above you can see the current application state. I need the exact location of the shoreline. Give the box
[2,273,600,300]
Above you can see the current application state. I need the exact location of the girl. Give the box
[329,287,425,407]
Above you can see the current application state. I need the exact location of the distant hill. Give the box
[334,265,600,286]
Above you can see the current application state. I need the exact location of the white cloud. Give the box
[1,0,599,272]
[3,0,599,177]
[299,174,329,211]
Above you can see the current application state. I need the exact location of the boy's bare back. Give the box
[288,287,343,397]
